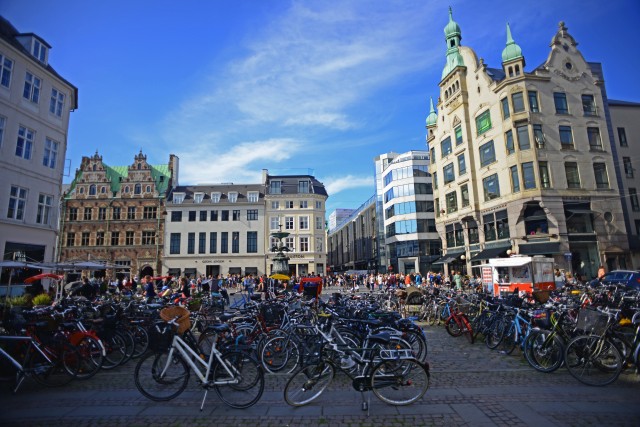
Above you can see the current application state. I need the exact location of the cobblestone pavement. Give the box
[1,315,639,427]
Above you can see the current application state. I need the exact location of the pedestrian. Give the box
[179,276,190,298]
[143,275,156,303]
[554,269,566,290]
[453,271,463,291]
[597,265,606,281]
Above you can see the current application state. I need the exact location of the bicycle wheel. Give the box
[134,349,190,401]
[260,335,300,374]
[370,358,429,405]
[118,330,136,365]
[461,315,474,344]
[485,318,505,350]
[30,340,80,387]
[424,304,438,326]
[101,333,127,370]
[523,329,564,373]
[497,323,517,355]
[284,362,335,407]
[131,325,150,359]
[445,316,463,337]
[73,335,104,380]
[213,351,264,409]
[564,335,623,386]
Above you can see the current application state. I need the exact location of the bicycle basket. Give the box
[148,321,175,351]
[260,304,284,325]
[160,306,191,334]
[457,303,471,315]
[532,290,551,304]
[575,308,609,335]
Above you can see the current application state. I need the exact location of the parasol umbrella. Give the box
[269,274,290,281]
[24,273,64,284]
[0,260,42,298]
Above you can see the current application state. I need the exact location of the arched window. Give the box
[124,186,130,193]
[137,163,141,170]
[101,186,106,193]
[146,185,151,192]
[89,185,96,195]
[134,184,141,194]
[92,164,97,171]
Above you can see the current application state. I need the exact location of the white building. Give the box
[0,17,77,278]
[328,209,355,233]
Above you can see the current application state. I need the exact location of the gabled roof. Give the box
[267,175,328,197]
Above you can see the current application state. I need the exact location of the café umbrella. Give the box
[0,260,42,298]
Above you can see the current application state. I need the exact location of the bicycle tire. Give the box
[118,330,136,365]
[425,304,438,326]
[134,349,190,401]
[73,335,104,380]
[284,361,335,407]
[445,316,463,337]
[485,317,505,350]
[564,335,623,386]
[461,315,474,344]
[523,329,564,373]
[260,334,300,374]
[131,325,150,359]
[101,333,127,370]
[370,358,429,405]
[213,351,264,409]
[30,340,79,387]
[497,323,517,355]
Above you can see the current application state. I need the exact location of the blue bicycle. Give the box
[495,307,533,355]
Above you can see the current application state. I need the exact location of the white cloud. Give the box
[325,175,373,195]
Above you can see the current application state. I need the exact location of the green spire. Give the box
[426,97,438,127]
[501,23,523,63]
[441,7,465,80]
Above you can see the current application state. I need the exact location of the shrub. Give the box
[9,294,30,307]
[32,293,52,307]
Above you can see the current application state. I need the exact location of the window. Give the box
[476,110,492,135]
[505,130,515,155]
[247,209,258,220]
[232,232,239,253]
[483,210,509,242]
[285,201,294,209]
[143,206,157,219]
[170,233,181,254]
[483,174,500,201]
[285,216,294,230]
[187,232,195,254]
[36,193,52,224]
[624,157,634,178]
[528,91,539,112]
[98,207,107,220]
[270,181,281,194]
[299,216,309,230]
[127,206,136,220]
[199,210,207,221]
[16,126,34,159]
[432,172,437,190]
[83,207,92,221]
[443,163,455,184]
[522,162,536,190]
[221,210,229,221]
[559,126,574,149]
[0,116,5,147]
[512,92,525,113]
[510,165,520,192]
[618,128,628,147]
[42,138,59,168]
[0,54,13,88]
[270,217,280,230]
[533,124,545,148]
[271,201,280,209]
[455,126,463,146]
[582,94,596,116]
[248,191,259,203]
[298,181,310,193]
[89,185,96,196]
[232,210,240,221]
[445,191,457,213]
[315,201,322,209]
[554,92,569,114]
[247,231,258,253]
[316,216,323,230]
[630,189,640,211]
[49,88,64,117]
[209,232,217,253]
[173,193,185,204]
[299,237,309,252]
[501,98,510,119]
[565,162,581,189]
[66,232,75,247]
[516,123,531,150]
[96,232,105,246]
[299,200,308,208]
[112,207,121,220]
[441,136,452,157]
[125,231,134,245]
[539,162,551,188]
[221,232,228,254]
[171,211,182,222]
[457,154,466,176]
[435,198,440,218]
[132,184,140,195]
[210,210,218,221]
[430,147,436,164]
[69,207,78,221]
[461,184,469,207]
[194,193,204,203]
[588,127,603,151]
[479,140,495,167]
[593,163,609,189]
[198,232,206,254]
[32,39,46,62]
[228,192,238,203]
[210,192,221,203]
[316,236,323,252]
[142,231,155,245]
[111,231,120,246]
[23,72,41,103]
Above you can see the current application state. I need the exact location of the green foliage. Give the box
[32,293,52,306]
[8,294,31,307]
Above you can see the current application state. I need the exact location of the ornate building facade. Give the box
[58,151,177,279]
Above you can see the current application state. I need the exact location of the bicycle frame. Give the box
[0,335,55,393]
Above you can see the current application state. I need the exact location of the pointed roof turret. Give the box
[502,23,523,63]
[426,97,438,127]
[441,7,465,80]
[444,7,461,39]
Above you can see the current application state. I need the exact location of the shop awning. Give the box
[471,245,511,260]
[183,268,197,277]
[566,208,599,215]
[432,251,464,265]
[518,242,562,255]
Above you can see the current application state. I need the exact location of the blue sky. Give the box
[3,0,640,215]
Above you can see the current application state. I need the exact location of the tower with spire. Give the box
[441,7,465,81]
[501,23,525,78]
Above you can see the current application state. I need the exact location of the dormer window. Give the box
[247,191,259,203]
[298,180,310,194]
[194,193,204,203]
[228,192,238,203]
[173,193,185,204]
[270,181,281,194]
[211,192,221,203]
[32,39,47,63]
